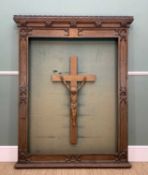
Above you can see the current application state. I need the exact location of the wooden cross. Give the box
[51,55,96,144]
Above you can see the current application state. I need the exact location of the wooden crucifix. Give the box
[52,55,96,144]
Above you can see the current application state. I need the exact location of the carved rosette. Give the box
[70,20,77,28]
[95,20,102,27]
[115,29,127,41]
[65,155,81,162]
[44,20,53,27]
[115,151,127,161]
[19,86,27,104]
[20,28,32,41]
[120,87,127,104]
[18,149,30,163]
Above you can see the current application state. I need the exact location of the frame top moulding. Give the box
[13,16,133,28]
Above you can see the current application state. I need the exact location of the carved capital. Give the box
[65,155,81,162]
[120,87,127,104]
[20,28,32,40]
[115,29,127,41]
[19,86,27,104]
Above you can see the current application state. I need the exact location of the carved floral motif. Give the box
[95,20,102,27]
[65,155,81,162]
[70,20,77,27]
[115,151,127,161]
[120,87,127,104]
[44,20,53,27]
[18,149,29,162]
[19,86,27,104]
[20,28,32,40]
[115,29,127,41]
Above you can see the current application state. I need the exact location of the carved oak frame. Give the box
[14,16,133,168]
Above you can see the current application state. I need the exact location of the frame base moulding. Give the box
[15,162,131,168]
[0,146,148,163]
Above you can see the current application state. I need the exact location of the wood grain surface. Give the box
[1,163,148,175]
[14,15,133,167]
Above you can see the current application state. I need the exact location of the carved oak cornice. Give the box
[14,16,133,29]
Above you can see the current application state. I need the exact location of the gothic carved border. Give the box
[19,86,27,104]
[120,87,128,104]
[14,16,133,29]
[14,15,133,168]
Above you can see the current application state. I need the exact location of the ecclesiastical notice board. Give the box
[14,16,133,168]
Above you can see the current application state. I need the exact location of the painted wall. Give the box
[0,0,148,145]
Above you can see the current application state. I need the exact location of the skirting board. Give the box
[0,146,148,162]
[0,71,19,75]
[0,71,148,76]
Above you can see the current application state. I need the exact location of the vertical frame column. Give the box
[18,28,29,162]
[117,29,128,162]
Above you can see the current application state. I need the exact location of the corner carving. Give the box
[20,28,32,40]
[19,86,27,104]
[115,29,127,41]
[18,149,30,163]
[115,151,127,161]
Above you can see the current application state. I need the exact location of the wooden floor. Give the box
[0,163,148,175]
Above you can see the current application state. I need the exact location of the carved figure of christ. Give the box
[52,56,96,144]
